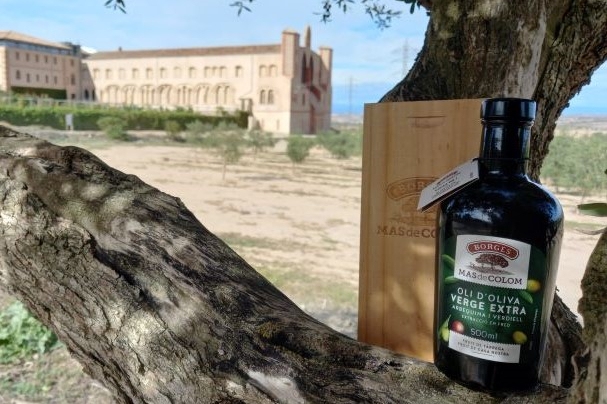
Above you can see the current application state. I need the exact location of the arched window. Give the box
[146,68,153,79]
[132,68,139,79]
[267,90,275,104]
[15,70,20,80]
[189,67,196,78]
[119,68,125,79]
[174,67,182,78]
[105,69,112,79]
[215,86,222,104]
[235,66,243,77]
[84,89,90,100]
[224,86,230,104]
[259,90,266,105]
[160,68,167,79]
[259,65,267,77]
[219,66,227,78]
[269,65,278,76]
[93,69,100,79]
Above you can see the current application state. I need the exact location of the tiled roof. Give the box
[0,30,72,50]
[87,44,282,60]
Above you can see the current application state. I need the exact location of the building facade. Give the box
[0,28,332,134]
[0,31,83,100]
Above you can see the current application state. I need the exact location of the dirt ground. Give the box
[0,129,603,402]
[86,138,602,322]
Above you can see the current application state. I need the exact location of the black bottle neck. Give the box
[479,120,532,178]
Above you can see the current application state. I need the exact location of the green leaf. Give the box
[444,276,458,284]
[442,254,455,271]
[519,290,534,304]
[439,315,451,342]
[578,203,607,217]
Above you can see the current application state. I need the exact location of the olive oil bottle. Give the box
[434,98,563,391]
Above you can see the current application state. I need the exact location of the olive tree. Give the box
[1,1,606,402]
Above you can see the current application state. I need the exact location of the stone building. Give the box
[0,31,83,100]
[84,27,332,134]
[0,28,332,134]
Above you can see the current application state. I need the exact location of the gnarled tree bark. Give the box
[0,127,574,403]
[0,0,606,402]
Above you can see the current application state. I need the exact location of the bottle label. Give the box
[417,159,479,211]
[437,235,546,364]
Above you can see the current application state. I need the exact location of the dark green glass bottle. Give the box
[434,98,563,391]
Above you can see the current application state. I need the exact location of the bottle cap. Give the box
[481,98,536,122]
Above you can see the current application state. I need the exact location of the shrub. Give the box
[247,130,276,158]
[0,301,60,364]
[0,99,248,131]
[287,135,315,164]
[97,116,129,141]
[185,120,214,145]
[164,120,183,142]
[316,130,362,159]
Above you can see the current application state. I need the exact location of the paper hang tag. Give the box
[417,159,480,211]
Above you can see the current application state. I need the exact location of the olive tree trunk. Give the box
[0,0,606,402]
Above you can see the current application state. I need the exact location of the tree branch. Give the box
[0,127,573,402]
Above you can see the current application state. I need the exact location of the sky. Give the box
[0,0,604,116]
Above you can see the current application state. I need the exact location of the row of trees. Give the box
[97,116,363,179]
[541,132,607,198]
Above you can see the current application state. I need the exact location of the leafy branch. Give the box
[229,0,254,15]
[104,0,126,13]
[103,0,426,28]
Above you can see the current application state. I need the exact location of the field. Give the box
[0,123,604,403]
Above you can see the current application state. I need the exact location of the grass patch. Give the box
[218,232,311,252]
[565,220,605,232]
[256,263,357,308]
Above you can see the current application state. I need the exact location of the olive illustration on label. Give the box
[439,316,451,342]
[444,275,458,284]
[451,320,465,334]
[527,279,541,293]
[512,331,528,344]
